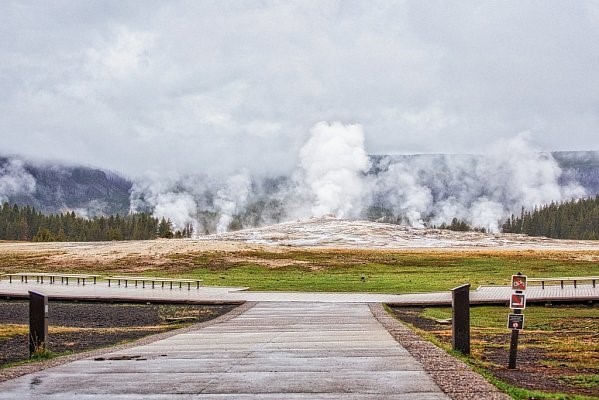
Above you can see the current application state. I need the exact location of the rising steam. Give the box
[214,172,252,233]
[1,122,588,235]
[120,124,589,234]
[371,133,585,232]
[298,122,369,218]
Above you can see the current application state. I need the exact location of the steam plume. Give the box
[374,133,586,232]
[215,172,252,233]
[298,121,369,218]
[127,125,587,235]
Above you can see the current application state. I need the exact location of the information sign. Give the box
[507,313,524,330]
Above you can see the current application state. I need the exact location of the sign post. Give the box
[508,273,526,369]
[29,291,48,356]
[451,284,470,354]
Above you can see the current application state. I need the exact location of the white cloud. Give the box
[0,159,36,203]
[0,1,598,176]
[86,27,155,79]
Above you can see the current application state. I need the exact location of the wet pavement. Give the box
[0,302,449,399]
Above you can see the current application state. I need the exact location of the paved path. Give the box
[2,280,598,304]
[0,302,450,399]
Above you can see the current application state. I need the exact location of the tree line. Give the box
[0,202,193,242]
[502,196,599,240]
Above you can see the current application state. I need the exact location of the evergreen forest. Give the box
[502,196,599,240]
[0,202,193,242]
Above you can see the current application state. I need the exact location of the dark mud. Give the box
[0,300,237,367]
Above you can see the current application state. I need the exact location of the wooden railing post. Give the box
[29,291,48,356]
[452,284,470,354]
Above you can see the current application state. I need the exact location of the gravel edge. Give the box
[0,301,256,383]
[369,303,512,400]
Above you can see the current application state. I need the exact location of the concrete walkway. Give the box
[0,302,450,399]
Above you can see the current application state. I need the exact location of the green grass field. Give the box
[2,248,598,292]
[170,250,599,292]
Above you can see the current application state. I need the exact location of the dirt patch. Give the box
[390,306,599,398]
[224,256,310,268]
[0,300,237,368]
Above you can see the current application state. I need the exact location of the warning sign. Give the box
[510,293,526,309]
[511,274,528,291]
[508,313,524,330]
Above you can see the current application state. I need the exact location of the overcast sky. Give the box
[2,1,599,176]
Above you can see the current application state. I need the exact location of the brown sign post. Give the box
[452,284,470,354]
[29,291,48,356]
[508,273,527,369]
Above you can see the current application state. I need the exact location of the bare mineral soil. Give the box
[0,300,237,368]
[0,218,598,267]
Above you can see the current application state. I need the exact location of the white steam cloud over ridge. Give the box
[373,132,586,232]
[127,122,585,234]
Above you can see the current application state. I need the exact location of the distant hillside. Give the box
[553,151,599,195]
[0,157,131,216]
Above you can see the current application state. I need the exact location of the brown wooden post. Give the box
[508,308,522,369]
[29,291,48,356]
[452,284,470,354]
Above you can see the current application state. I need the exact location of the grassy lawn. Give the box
[154,249,599,292]
[390,304,599,399]
[1,249,598,292]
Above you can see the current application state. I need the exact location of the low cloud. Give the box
[0,159,36,203]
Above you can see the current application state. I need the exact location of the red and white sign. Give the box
[510,293,526,309]
[511,275,528,291]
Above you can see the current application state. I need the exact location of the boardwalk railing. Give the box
[528,276,599,289]
[1,273,202,289]
[2,272,100,285]
[106,276,203,290]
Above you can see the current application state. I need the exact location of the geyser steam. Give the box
[372,133,585,232]
[298,122,369,218]
[127,123,586,235]
[215,172,252,233]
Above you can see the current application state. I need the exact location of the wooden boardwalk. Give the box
[1,281,598,305]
